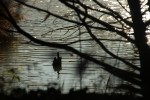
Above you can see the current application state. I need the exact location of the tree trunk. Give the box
[127,0,150,99]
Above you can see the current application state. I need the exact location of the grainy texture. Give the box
[0,0,140,94]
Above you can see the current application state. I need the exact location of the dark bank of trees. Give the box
[0,0,150,99]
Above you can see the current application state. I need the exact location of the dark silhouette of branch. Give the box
[71,1,139,71]
[93,0,132,27]
[75,0,131,31]
[13,0,83,26]
[116,0,130,14]
[67,38,129,45]
[14,0,135,44]
[0,0,141,86]
[59,0,135,44]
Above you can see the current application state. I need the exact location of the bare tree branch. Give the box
[0,0,140,86]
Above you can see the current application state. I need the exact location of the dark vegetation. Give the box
[1,0,150,99]
[0,87,141,100]
[0,0,22,42]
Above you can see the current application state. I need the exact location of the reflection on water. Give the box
[0,37,19,61]
[0,0,140,95]
[0,34,116,94]
[0,36,20,93]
